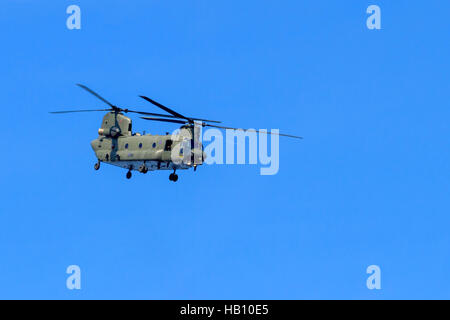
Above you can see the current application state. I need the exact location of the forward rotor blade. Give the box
[49,108,112,114]
[77,84,116,108]
[140,117,188,125]
[139,96,191,122]
[204,124,303,139]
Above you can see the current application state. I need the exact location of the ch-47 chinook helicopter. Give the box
[51,84,302,181]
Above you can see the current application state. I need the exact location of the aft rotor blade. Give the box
[128,110,221,123]
[190,118,221,124]
[49,108,112,114]
[139,96,191,122]
[204,124,303,139]
[125,110,181,118]
[77,84,116,108]
[140,116,188,125]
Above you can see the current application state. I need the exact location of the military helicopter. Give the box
[51,84,302,181]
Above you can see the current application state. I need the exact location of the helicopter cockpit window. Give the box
[164,140,173,151]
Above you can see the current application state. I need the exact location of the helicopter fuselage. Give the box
[90,112,204,174]
[91,134,194,171]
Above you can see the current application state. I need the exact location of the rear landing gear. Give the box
[94,161,100,171]
[169,169,178,182]
[126,166,133,179]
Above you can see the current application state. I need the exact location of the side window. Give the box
[152,142,156,148]
[139,143,143,149]
[164,140,173,151]
[125,143,129,149]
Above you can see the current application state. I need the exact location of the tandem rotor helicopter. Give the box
[51,84,302,181]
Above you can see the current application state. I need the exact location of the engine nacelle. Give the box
[98,126,121,137]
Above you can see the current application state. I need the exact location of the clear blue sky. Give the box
[0,0,449,299]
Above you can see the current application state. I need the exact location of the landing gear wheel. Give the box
[94,162,100,170]
[126,171,132,179]
[169,173,178,182]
